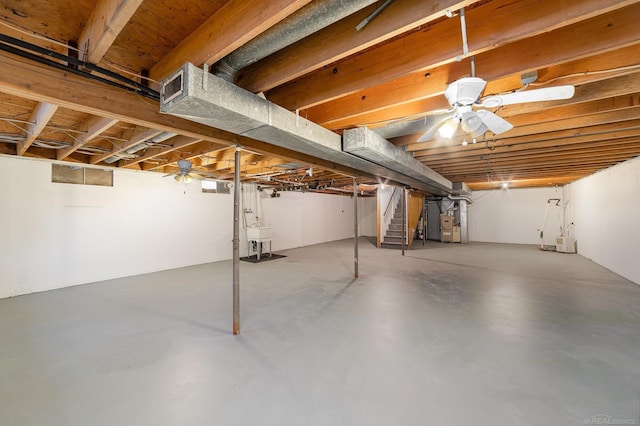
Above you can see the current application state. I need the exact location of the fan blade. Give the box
[476,110,513,135]
[417,114,457,142]
[188,172,205,180]
[481,85,575,107]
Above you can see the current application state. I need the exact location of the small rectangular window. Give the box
[202,179,231,194]
[52,164,113,187]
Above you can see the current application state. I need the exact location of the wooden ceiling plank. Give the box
[267,0,638,111]
[149,0,313,82]
[306,15,640,128]
[18,102,59,155]
[79,0,145,64]
[57,116,119,160]
[237,0,476,93]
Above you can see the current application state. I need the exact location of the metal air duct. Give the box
[160,63,452,195]
[212,0,379,82]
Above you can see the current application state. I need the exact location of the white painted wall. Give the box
[0,155,377,298]
[565,156,640,284]
[469,186,564,245]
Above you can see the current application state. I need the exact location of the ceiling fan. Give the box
[416,76,576,143]
[164,159,211,183]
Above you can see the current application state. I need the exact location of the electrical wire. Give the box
[0,19,160,85]
[0,34,159,100]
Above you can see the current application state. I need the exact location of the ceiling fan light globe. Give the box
[174,175,182,182]
[183,174,193,184]
[461,111,482,133]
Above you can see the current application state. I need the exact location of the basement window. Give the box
[51,164,113,187]
[202,179,231,194]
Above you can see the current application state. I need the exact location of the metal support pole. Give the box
[422,198,426,246]
[401,187,406,256]
[353,178,359,278]
[232,148,241,335]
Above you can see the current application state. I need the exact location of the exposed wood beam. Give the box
[237,0,475,93]
[414,130,640,161]
[317,44,640,130]
[0,49,367,178]
[17,102,58,155]
[468,176,584,190]
[301,15,640,129]
[78,0,145,64]
[490,107,640,140]
[57,116,119,160]
[406,119,640,153]
[422,139,640,166]
[267,0,637,110]
[149,0,312,82]
[90,127,162,164]
[431,154,638,174]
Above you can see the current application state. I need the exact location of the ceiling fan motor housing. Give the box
[445,77,487,106]
[177,159,192,173]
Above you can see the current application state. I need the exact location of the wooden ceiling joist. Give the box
[406,119,640,153]
[90,127,162,164]
[79,0,145,64]
[304,9,640,128]
[56,116,119,160]
[17,102,58,155]
[267,0,637,111]
[149,0,313,82]
[237,0,476,93]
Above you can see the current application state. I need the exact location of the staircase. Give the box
[381,197,406,249]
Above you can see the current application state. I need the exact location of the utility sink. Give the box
[247,227,272,240]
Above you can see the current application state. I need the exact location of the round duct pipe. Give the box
[212,0,379,83]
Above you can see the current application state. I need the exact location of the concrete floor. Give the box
[1,239,639,426]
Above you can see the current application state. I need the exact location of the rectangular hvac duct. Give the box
[343,127,451,192]
[160,63,451,195]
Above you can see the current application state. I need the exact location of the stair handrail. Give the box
[381,186,402,241]
[383,186,399,217]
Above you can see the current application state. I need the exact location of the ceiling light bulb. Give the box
[174,175,182,182]
[502,182,509,189]
[462,140,468,146]
[183,174,193,184]
[461,111,482,133]
[438,121,457,139]
[472,138,477,144]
